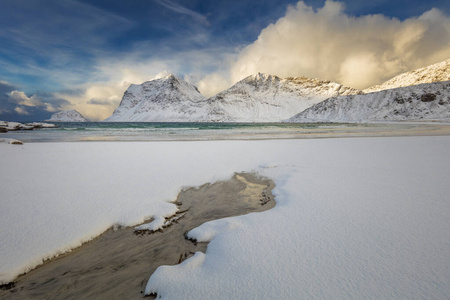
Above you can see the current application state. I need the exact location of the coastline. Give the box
[2,122,450,143]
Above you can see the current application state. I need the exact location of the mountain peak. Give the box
[104,74,208,122]
[244,73,280,82]
[164,73,178,80]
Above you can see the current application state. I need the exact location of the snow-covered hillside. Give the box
[289,81,450,122]
[104,75,223,122]
[364,59,450,93]
[47,110,87,122]
[207,73,361,122]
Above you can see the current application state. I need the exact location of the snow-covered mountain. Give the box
[364,59,450,93]
[207,73,362,122]
[104,74,223,122]
[288,81,450,122]
[103,59,449,123]
[104,73,361,122]
[47,110,87,122]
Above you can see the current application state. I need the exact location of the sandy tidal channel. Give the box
[0,173,275,300]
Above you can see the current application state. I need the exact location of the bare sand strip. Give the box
[0,173,275,300]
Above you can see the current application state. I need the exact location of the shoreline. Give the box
[2,122,450,143]
[0,173,275,299]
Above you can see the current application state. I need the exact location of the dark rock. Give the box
[394,97,405,104]
[0,282,15,290]
[421,93,436,102]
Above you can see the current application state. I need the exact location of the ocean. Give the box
[0,122,446,142]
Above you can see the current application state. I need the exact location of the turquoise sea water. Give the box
[0,122,441,142]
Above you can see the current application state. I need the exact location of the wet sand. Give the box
[0,173,275,300]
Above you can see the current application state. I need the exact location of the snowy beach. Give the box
[1,135,450,299]
[2,0,450,298]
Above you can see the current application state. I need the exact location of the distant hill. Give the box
[47,110,87,122]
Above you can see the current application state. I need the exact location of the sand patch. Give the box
[0,173,274,300]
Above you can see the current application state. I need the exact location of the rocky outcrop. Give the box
[0,121,57,132]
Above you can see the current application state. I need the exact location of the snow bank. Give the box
[1,137,450,299]
[147,137,450,299]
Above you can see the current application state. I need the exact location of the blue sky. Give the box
[0,0,449,121]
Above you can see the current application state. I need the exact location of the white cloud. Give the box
[43,103,60,113]
[195,73,231,98]
[154,0,209,26]
[6,90,70,116]
[14,106,29,115]
[9,91,43,107]
[228,1,450,89]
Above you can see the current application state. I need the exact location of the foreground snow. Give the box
[1,137,449,299]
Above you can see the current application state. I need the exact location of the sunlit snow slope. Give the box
[364,59,450,93]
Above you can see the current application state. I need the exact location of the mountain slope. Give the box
[104,75,223,122]
[47,110,87,122]
[207,73,362,122]
[289,81,450,123]
[364,59,450,93]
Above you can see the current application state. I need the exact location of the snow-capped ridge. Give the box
[364,59,450,93]
[206,73,362,122]
[105,72,362,122]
